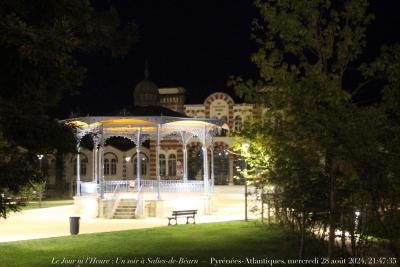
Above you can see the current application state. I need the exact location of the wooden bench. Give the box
[168,210,197,225]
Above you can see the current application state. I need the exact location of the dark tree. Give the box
[0,0,137,218]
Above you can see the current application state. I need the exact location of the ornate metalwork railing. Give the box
[102,179,205,193]
[103,180,133,193]
[80,182,99,195]
[141,179,204,193]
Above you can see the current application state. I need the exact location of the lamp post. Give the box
[37,154,44,173]
[36,154,45,207]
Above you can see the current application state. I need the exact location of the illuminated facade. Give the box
[44,75,262,198]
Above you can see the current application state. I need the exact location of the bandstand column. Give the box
[156,125,161,199]
[182,145,188,182]
[136,129,141,190]
[202,144,209,196]
[99,140,105,197]
[76,144,81,196]
[210,144,215,192]
[180,131,188,182]
[93,140,98,183]
[202,125,209,196]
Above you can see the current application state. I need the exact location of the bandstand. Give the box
[64,116,227,218]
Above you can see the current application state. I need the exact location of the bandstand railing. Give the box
[141,179,204,193]
[103,180,133,193]
[101,179,206,194]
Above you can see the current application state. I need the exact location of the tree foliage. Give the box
[0,0,137,218]
[231,0,400,259]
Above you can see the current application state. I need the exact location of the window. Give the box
[133,153,149,177]
[104,159,110,175]
[73,157,88,176]
[168,154,177,176]
[160,154,166,176]
[81,159,87,175]
[111,159,117,175]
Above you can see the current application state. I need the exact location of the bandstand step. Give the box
[112,199,137,219]
[113,214,136,219]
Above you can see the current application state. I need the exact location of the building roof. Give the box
[158,87,185,95]
[134,79,160,107]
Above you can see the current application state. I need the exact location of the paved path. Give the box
[0,205,246,243]
[0,186,257,243]
[0,186,260,242]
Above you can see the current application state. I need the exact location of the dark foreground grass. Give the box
[0,221,331,267]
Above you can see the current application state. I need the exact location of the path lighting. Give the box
[355,211,360,217]
[37,154,44,170]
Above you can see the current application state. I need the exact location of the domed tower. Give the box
[133,64,160,107]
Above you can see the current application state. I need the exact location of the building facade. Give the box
[45,78,262,196]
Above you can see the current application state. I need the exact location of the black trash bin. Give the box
[69,216,80,235]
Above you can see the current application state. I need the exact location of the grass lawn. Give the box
[0,221,333,267]
[20,199,73,210]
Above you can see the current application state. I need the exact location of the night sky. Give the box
[57,0,400,118]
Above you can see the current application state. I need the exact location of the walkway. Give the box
[0,186,256,243]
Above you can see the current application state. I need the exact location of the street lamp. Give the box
[37,154,44,170]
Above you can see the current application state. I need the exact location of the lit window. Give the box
[104,159,110,175]
[74,156,88,176]
[160,154,166,176]
[168,154,176,176]
[111,159,117,175]
[133,153,148,176]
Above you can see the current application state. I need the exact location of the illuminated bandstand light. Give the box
[125,156,131,162]
[37,154,44,160]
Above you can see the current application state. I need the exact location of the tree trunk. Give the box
[340,211,346,256]
[38,193,42,208]
[350,211,356,256]
[328,174,336,259]
[299,211,306,259]
[261,189,264,224]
